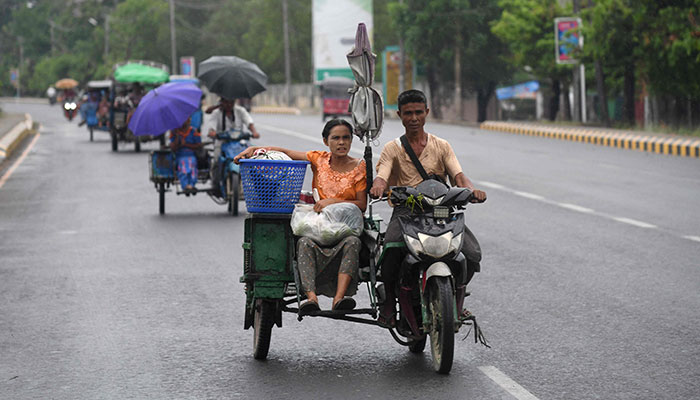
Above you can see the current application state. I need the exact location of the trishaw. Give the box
[148,129,251,216]
[319,76,353,121]
[111,61,170,152]
[237,159,488,374]
[82,80,112,141]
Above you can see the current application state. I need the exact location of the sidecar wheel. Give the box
[158,183,166,215]
[253,299,275,360]
[428,277,455,374]
[111,132,118,152]
[134,139,141,153]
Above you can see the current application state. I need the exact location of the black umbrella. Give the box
[197,56,268,99]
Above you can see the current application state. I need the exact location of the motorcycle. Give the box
[210,128,251,215]
[63,99,78,122]
[148,128,250,216]
[376,178,487,373]
[240,175,488,374]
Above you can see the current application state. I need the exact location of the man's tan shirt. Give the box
[376,133,463,187]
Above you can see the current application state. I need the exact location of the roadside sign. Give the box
[382,46,414,110]
[10,68,19,88]
[312,0,373,83]
[180,56,195,77]
[554,17,583,64]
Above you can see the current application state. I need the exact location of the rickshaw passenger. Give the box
[169,117,202,193]
[190,95,205,132]
[234,119,367,314]
[97,93,109,126]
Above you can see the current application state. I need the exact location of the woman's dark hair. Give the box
[321,118,353,140]
[397,89,428,110]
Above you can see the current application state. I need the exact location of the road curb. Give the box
[0,114,34,162]
[251,106,302,115]
[480,121,700,158]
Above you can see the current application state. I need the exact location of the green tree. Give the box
[392,0,511,121]
[492,0,573,121]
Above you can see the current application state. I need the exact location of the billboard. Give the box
[496,81,540,100]
[382,46,414,110]
[554,17,582,64]
[313,0,373,83]
[180,56,195,77]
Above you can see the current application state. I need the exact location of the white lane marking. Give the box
[0,133,40,190]
[612,217,657,229]
[513,191,545,200]
[257,123,364,156]
[479,181,505,189]
[58,230,78,235]
[558,203,594,213]
[478,366,540,400]
[682,235,700,243]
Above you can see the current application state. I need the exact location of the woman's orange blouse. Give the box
[306,151,367,201]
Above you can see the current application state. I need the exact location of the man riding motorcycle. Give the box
[202,97,260,197]
[369,89,487,328]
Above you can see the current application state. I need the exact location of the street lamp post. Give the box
[169,0,177,74]
[17,36,23,98]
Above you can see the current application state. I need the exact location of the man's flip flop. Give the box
[299,300,320,316]
[332,297,356,311]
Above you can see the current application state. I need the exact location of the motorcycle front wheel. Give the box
[428,276,455,374]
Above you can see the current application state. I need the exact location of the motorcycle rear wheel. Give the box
[428,276,455,374]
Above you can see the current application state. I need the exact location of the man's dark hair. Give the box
[397,89,428,110]
[321,118,353,140]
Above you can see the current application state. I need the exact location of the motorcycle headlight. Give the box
[448,233,462,255]
[404,234,423,258]
[418,231,453,258]
[423,196,444,206]
[64,104,70,110]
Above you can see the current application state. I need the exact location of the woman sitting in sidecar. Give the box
[169,117,202,194]
[235,118,367,313]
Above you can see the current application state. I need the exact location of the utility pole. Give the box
[49,21,55,55]
[282,0,291,106]
[17,36,23,98]
[454,36,462,120]
[104,15,110,62]
[169,0,177,74]
[398,0,405,93]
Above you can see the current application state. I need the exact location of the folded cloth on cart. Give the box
[291,203,363,246]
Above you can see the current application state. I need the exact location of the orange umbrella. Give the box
[55,78,79,89]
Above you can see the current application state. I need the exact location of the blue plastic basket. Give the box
[239,159,309,213]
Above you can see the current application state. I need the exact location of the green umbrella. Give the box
[114,63,169,84]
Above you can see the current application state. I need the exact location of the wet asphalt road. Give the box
[1,100,700,400]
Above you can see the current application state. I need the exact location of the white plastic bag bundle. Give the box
[251,149,291,161]
[291,203,363,246]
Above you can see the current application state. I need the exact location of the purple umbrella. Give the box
[128,82,202,136]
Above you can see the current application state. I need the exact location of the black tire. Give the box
[134,139,141,153]
[111,132,118,152]
[428,277,455,374]
[89,127,94,142]
[408,336,427,353]
[158,183,165,215]
[228,173,240,216]
[253,299,275,360]
[159,134,166,147]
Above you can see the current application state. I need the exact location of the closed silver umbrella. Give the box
[347,23,383,141]
[346,23,383,193]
